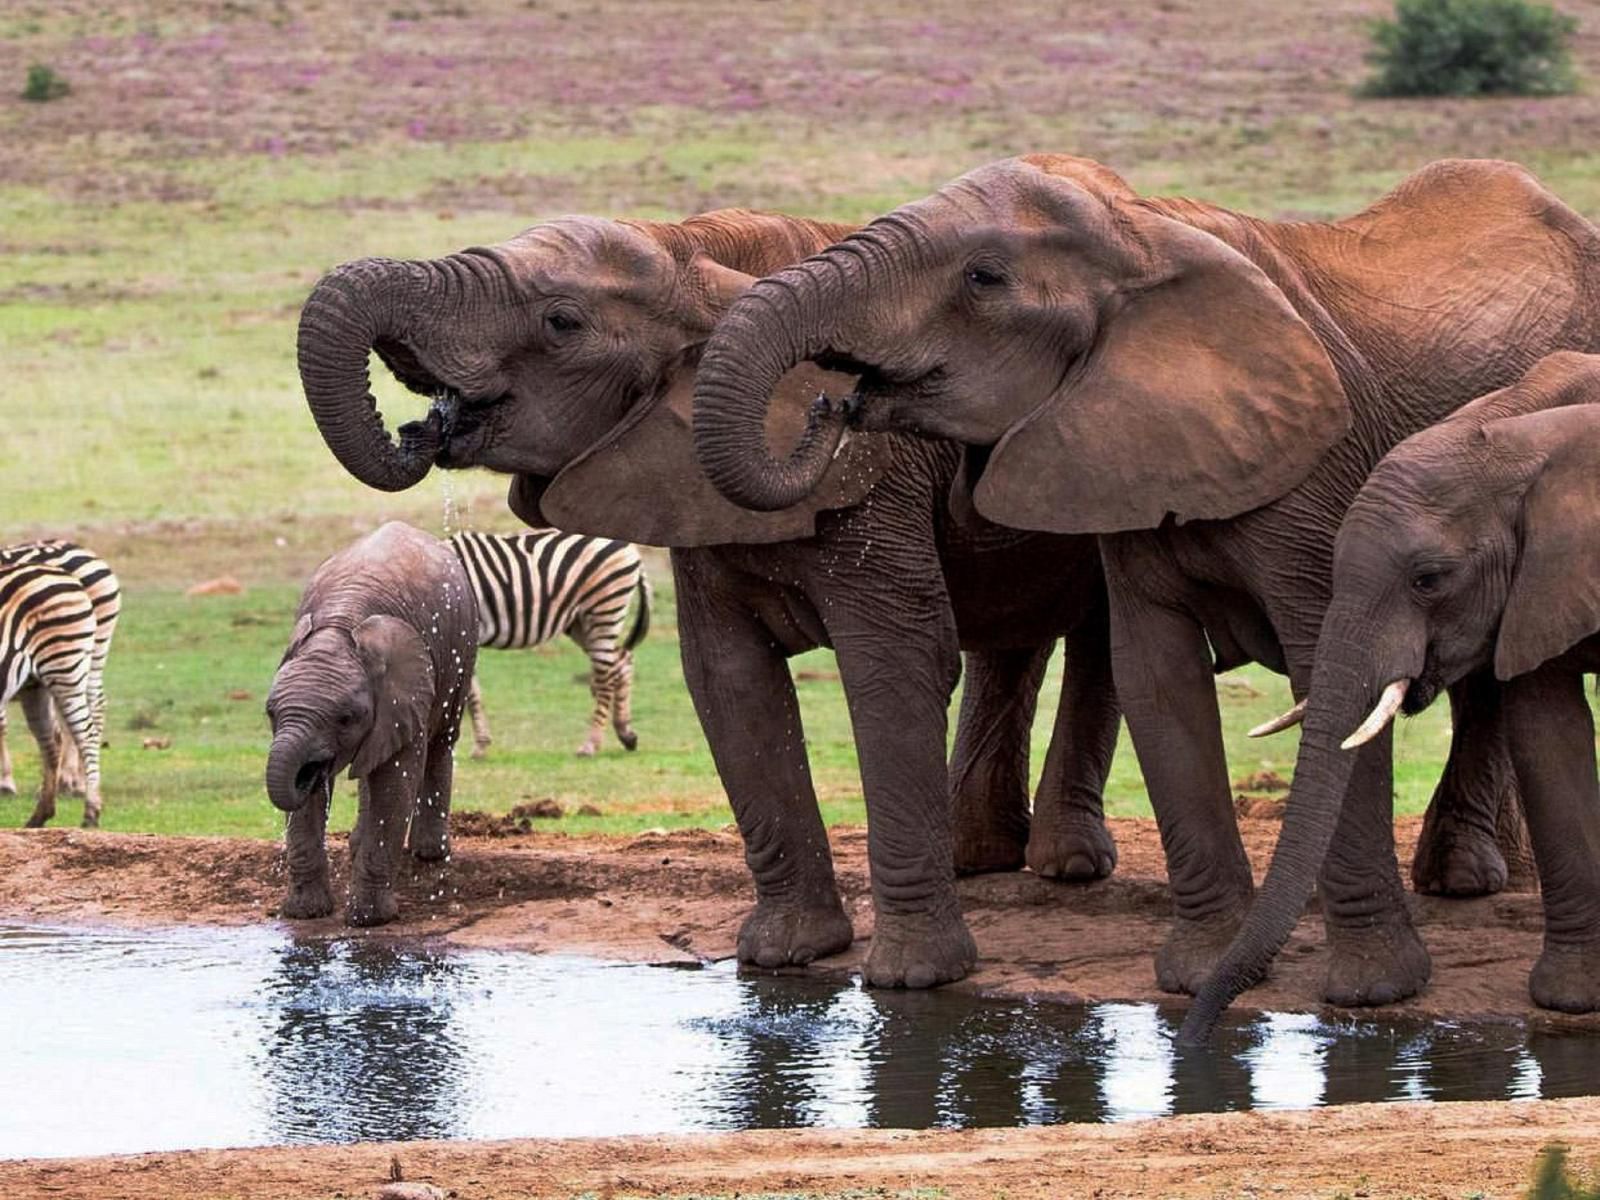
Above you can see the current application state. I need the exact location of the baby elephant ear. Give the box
[349,615,435,778]
[537,356,886,547]
[1488,405,1600,680]
[975,210,1349,534]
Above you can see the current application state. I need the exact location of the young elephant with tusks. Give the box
[265,522,477,926]
[1183,351,1600,1039]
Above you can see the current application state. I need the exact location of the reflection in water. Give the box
[255,939,469,1143]
[2,923,1597,1161]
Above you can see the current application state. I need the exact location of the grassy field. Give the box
[0,0,1572,838]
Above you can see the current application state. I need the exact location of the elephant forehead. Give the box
[494,217,673,299]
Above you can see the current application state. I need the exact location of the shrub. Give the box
[1363,0,1577,97]
[21,63,70,102]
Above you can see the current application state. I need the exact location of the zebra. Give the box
[446,529,652,757]
[0,540,120,802]
[0,561,103,827]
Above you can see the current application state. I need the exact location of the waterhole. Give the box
[4,923,1594,1160]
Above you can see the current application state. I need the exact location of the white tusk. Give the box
[1249,698,1307,738]
[1340,679,1409,751]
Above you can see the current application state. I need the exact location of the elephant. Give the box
[691,154,1600,1004]
[1183,351,1600,1038]
[265,521,477,927]
[294,207,1122,987]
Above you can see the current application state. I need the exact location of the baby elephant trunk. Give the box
[265,724,334,814]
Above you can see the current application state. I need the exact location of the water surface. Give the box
[3,923,1593,1159]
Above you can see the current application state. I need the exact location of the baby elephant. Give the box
[1185,351,1600,1039]
[265,522,477,926]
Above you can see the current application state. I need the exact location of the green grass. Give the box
[0,567,1454,838]
[0,0,1581,841]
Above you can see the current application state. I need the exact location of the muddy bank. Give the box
[5,1098,1597,1200]
[2,816,1593,1028]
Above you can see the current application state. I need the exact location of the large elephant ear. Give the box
[349,614,435,778]
[973,209,1349,534]
[1488,405,1600,680]
[534,354,885,547]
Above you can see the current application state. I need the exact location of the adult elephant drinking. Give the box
[296,208,1121,988]
[692,155,1600,1004]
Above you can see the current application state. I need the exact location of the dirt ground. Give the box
[3,815,1597,1199]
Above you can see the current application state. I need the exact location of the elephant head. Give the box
[297,212,882,546]
[264,613,435,812]
[1180,351,1600,1041]
[693,154,1349,528]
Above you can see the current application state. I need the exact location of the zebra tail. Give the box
[623,574,653,651]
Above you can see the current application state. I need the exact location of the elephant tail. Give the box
[623,574,652,652]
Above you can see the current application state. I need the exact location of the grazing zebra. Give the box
[0,561,102,827]
[446,529,652,757]
[0,540,120,801]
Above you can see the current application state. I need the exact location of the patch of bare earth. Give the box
[1,817,1597,1198]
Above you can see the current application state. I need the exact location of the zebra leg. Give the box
[54,696,87,798]
[20,685,61,828]
[0,705,13,795]
[611,651,639,751]
[52,681,101,828]
[466,673,491,759]
[576,652,611,758]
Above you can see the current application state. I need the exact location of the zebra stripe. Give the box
[445,529,651,757]
[0,561,103,825]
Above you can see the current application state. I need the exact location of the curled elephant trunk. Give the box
[296,257,447,493]
[265,724,331,814]
[694,257,859,512]
[1178,638,1384,1044]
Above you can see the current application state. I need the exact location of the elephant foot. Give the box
[279,881,337,920]
[409,834,450,863]
[862,906,977,989]
[737,897,854,968]
[1027,812,1117,882]
[952,823,1026,877]
[346,889,400,928]
[1156,913,1245,995]
[1411,824,1508,898]
[1322,917,1431,1008]
[618,729,639,752]
[1531,940,1600,1014]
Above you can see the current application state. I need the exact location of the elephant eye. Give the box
[1410,569,1447,596]
[965,264,1008,289]
[546,310,583,335]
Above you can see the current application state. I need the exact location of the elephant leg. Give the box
[673,552,851,968]
[0,704,14,796]
[1504,666,1600,1014]
[1029,598,1120,882]
[1316,726,1431,1007]
[1413,673,1534,896]
[465,673,491,759]
[1107,585,1253,994]
[347,748,422,927]
[407,734,453,864]
[20,685,61,828]
[948,644,1047,875]
[279,781,335,919]
[826,582,974,989]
